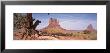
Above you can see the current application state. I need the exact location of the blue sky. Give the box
[32,13,97,30]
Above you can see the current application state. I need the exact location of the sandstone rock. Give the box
[40,18,65,34]
[86,24,96,32]
[87,24,93,30]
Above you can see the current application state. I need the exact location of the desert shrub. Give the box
[41,32,47,34]
[51,33,65,36]
[65,33,73,36]
[40,32,49,35]
[44,28,64,34]
[77,32,80,33]
[72,33,79,36]
[83,30,91,34]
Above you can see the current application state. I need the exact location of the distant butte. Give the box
[86,24,96,32]
[41,18,65,30]
[40,18,96,33]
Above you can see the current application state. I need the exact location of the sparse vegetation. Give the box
[14,13,97,40]
[83,30,91,34]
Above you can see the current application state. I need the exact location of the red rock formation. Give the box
[43,18,64,29]
[48,18,60,27]
[87,24,93,30]
[40,18,66,33]
[86,24,96,32]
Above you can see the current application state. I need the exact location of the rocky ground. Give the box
[14,32,58,40]
[14,32,96,40]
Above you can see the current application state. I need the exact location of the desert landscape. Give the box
[13,13,97,40]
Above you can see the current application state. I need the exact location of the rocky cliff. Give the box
[40,18,65,33]
[86,24,96,32]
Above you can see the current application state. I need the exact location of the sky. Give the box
[32,13,97,30]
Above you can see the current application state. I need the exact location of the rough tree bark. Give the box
[14,13,41,40]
